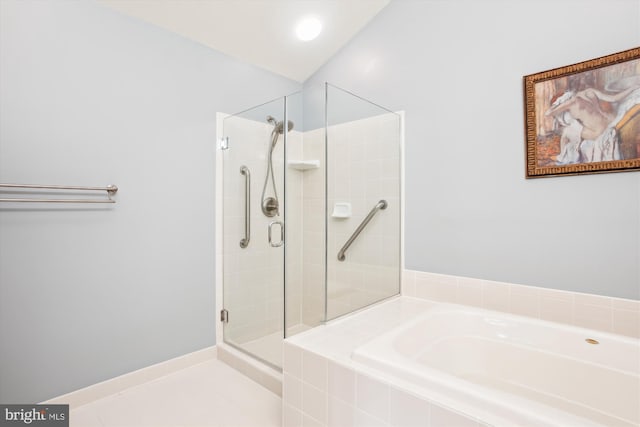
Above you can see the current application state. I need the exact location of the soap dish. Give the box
[332,202,352,218]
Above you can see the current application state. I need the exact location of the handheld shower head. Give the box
[266,116,294,134]
[275,120,294,134]
[261,115,294,218]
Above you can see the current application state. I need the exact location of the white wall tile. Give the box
[408,269,640,338]
[284,403,303,427]
[415,272,457,303]
[356,373,390,423]
[539,295,574,325]
[303,382,327,425]
[223,116,287,344]
[481,280,510,312]
[574,292,613,308]
[328,361,356,404]
[303,414,325,427]
[329,397,356,427]
[456,277,482,307]
[325,115,401,321]
[389,388,430,427]
[612,298,640,312]
[573,303,613,332]
[613,309,640,337]
[429,404,479,427]
[284,373,303,411]
[509,286,540,318]
[303,350,328,391]
[283,342,303,379]
[355,409,389,427]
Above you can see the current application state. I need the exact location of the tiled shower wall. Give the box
[325,113,401,320]
[297,112,402,327]
[223,117,303,344]
[219,115,317,341]
[223,112,402,340]
[299,127,325,328]
[285,129,305,333]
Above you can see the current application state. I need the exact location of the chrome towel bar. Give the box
[0,183,118,203]
[337,199,387,261]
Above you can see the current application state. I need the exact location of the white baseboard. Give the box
[42,346,217,409]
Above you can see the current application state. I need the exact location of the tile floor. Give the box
[69,359,281,427]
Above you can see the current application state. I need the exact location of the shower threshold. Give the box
[241,324,312,368]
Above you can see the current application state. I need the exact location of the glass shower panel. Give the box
[284,92,303,338]
[325,83,401,321]
[284,91,326,337]
[222,97,287,368]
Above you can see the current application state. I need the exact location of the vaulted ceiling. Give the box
[99,0,390,82]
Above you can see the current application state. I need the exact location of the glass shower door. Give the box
[221,97,287,369]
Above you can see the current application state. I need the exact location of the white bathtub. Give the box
[352,304,640,427]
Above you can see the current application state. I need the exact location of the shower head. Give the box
[266,116,294,134]
[276,120,294,134]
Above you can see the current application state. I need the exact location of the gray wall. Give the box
[0,0,299,403]
[305,0,640,299]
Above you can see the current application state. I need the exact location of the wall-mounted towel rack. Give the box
[0,183,118,203]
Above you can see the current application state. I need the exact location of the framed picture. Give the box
[523,47,640,178]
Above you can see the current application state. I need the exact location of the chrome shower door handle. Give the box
[239,166,250,248]
[268,221,284,247]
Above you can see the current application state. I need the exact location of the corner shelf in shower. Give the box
[287,160,320,171]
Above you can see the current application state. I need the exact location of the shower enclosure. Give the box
[219,84,402,369]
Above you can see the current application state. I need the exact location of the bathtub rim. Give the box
[349,299,639,427]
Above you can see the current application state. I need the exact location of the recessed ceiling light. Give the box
[295,16,322,41]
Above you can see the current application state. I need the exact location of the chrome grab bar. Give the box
[337,199,387,261]
[0,183,118,203]
[239,166,250,248]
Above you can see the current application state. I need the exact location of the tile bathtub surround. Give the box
[403,270,640,338]
[282,299,491,427]
[283,346,486,427]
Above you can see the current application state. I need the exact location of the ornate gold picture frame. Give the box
[523,47,640,178]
